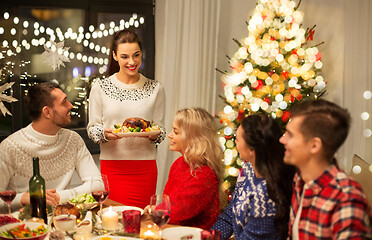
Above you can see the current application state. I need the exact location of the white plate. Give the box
[162,226,203,240]
[97,206,144,217]
[91,236,140,240]
[113,130,160,138]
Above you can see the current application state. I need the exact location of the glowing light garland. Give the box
[1,11,145,69]
[0,10,145,118]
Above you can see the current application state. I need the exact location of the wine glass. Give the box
[0,189,16,215]
[91,174,109,219]
[149,194,171,239]
[1,170,18,215]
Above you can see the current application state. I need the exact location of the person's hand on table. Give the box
[46,189,60,206]
[143,205,155,221]
[143,205,155,214]
[21,189,60,206]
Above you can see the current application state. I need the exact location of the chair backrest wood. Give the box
[349,154,372,208]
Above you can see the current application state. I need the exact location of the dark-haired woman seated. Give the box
[212,114,296,240]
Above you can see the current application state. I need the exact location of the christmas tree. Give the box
[218,0,325,194]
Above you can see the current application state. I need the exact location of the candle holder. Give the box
[140,223,160,240]
[93,206,122,235]
[102,206,119,231]
[122,209,141,238]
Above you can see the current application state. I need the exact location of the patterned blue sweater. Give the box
[212,162,280,240]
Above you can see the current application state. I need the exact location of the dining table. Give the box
[99,199,235,240]
[85,198,184,239]
[2,199,232,239]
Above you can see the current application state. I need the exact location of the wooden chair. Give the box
[349,154,372,207]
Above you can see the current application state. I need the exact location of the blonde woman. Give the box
[164,107,225,229]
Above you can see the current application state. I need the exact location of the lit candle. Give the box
[143,230,155,239]
[102,206,118,230]
[140,224,159,240]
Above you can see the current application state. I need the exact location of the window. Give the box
[0,0,155,153]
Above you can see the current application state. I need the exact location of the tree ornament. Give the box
[0,82,18,116]
[42,40,70,71]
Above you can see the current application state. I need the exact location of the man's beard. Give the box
[53,110,71,128]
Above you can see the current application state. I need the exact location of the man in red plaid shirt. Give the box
[280,99,371,239]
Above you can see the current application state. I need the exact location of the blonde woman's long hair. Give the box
[174,107,226,207]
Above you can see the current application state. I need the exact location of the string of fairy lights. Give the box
[0,10,145,119]
[1,11,145,75]
[352,90,372,174]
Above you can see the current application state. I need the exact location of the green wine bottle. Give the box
[29,157,48,224]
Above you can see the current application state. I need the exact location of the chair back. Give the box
[349,154,372,207]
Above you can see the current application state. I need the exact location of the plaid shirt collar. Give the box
[293,162,337,197]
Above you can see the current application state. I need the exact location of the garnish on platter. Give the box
[112,117,160,137]
[181,234,194,240]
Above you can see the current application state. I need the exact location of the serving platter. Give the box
[113,130,160,138]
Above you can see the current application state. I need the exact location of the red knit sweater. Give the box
[163,156,220,229]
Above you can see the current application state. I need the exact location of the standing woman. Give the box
[212,114,296,240]
[87,29,165,209]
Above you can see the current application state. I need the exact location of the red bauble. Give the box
[282,111,291,122]
[316,52,322,61]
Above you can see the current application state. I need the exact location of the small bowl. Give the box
[0,222,49,240]
[53,214,77,232]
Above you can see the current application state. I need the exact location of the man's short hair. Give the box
[290,99,351,161]
[24,82,60,121]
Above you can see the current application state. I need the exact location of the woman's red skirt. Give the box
[100,160,157,209]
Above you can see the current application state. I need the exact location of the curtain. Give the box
[342,0,372,172]
[155,0,221,193]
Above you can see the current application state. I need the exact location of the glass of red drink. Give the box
[91,174,109,220]
[122,210,141,235]
[0,190,17,215]
[149,194,171,239]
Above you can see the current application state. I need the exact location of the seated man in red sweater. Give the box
[280,99,371,239]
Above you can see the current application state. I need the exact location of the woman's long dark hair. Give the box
[106,29,142,77]
[240,114,296,239]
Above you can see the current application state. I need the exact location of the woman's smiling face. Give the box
[168,121,185,154]
[113,42,142,77]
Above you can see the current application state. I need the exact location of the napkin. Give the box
[77,211,92,233]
